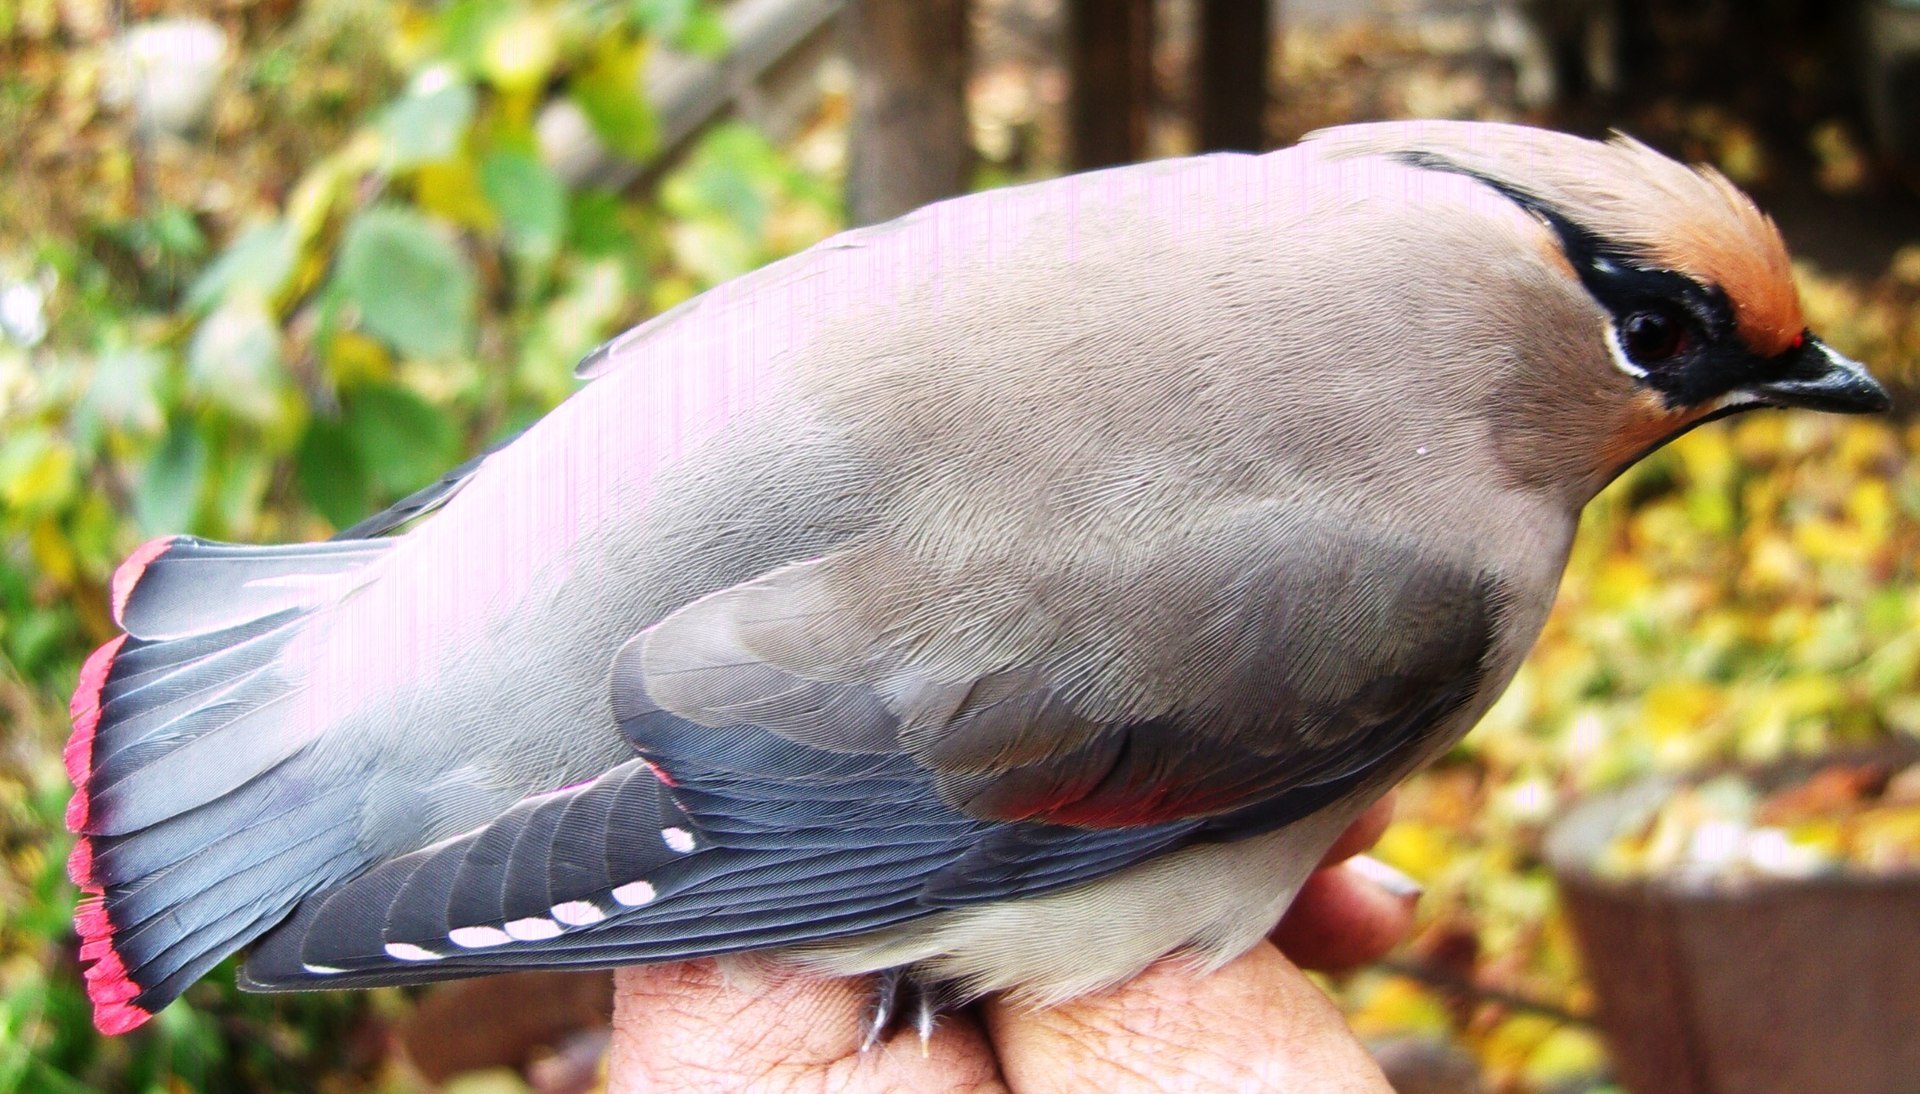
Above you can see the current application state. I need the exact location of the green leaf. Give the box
[295,415,370,529]
[676,6,729,56]
[571,41,657,159]
[631,0,728,55]
[663,123,778,234]
[566,189,631,257]
[186,221,298,311]
[211,445,272,536]
[0,430,77,515]
[481,148,566,260]
[379,71,477,170]
[439,0,514,71]
[84,345,167,435]
[334,207,477,359]
[146,204,209,261]
[630,0,696,37]
[134,419,208,535]
[343,382,460,496]
[188,298,284,421]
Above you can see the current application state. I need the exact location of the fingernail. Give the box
[1346,854,1424,900]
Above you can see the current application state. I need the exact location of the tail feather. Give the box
[68,536,390,1034]
[86,688,308,836]
[114,833,363,988]
[97,613,297,733]
[101,783,360,933]
[113,537,387,639]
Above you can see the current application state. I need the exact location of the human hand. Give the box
[606,796,1415,1092]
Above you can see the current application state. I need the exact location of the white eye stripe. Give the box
[1603,320,1650,380]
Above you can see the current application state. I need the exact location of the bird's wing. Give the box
[241,499,1505,988]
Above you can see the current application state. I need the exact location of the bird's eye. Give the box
[1620,308,1689,365]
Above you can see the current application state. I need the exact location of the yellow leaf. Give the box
[1639,680,1722,743]
[324,329,394,388]
[1477,1012,1563,1076]
[2,433,77,512]
[287,135,382,242]
[1744,533,1808,591]
[1853,805,1920,872]
[1344,976,1453,1038]
[1844,478,1893,538]
[30,518,76,586]
[413,156,498,230]
[1524,1024,1608,1083]
[1374,821,1453,882]
[484,8,560,93]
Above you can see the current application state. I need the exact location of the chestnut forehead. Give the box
[1648,251,1800,358]
[1631,190,1802,357]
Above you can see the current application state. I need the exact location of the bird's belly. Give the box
[786,791,1372,1006]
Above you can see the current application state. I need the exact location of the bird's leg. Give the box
[859,967,905,1052]
[908,975,963,1053]
[860,967,964,1053]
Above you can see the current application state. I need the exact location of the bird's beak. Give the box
[1742,337,1893,414]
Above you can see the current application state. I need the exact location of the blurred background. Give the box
[3,0,1919,1090]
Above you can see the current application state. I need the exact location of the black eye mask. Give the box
[1391,150,1812,411]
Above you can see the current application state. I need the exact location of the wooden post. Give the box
[844,0,973,226]
[1194,0,1272,152]
[1066,0,1153,169]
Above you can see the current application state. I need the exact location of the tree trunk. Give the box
[1194,0,1272,152]
[844,0,973,226]
[1066,0,1153,169]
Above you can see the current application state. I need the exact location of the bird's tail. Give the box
[66,536,390,1033]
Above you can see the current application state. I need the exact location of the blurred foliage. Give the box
[2,2,1918,1092]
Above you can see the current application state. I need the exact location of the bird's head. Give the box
[1307,121,1891,498]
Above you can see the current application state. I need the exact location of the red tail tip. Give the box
[65,792,91,833]
[93,998,152,1036]
[68,836,96,888]
[110,537,174,626]
[75,898,151,1032]
[66,634,128,792]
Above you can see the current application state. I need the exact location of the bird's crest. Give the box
[1307,120,1803,356]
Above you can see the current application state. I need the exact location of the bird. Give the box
[66,119,1890,1038]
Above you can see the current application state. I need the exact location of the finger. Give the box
[984,943,1391,1092]
[605,961,1006,1094]
[1318,792,1397,869]
[1270,855,1421,972]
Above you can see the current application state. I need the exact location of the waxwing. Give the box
[67,120,1889,1035]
